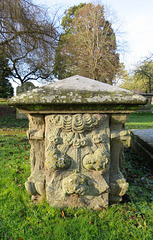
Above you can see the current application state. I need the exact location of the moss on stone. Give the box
[12,103,143,113]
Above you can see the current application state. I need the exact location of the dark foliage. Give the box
[0,51,13,98]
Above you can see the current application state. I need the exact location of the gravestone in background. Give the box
[137,93,153,113]
[16,82,36,119]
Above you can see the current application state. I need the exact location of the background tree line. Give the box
[119,56,153,93]
[1,0,153,98]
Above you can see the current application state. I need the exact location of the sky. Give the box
[35,0,153,72]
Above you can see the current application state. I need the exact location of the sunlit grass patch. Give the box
[0,99,7,104]
[126,112,153,129]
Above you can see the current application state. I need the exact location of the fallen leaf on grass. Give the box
[20,211,24,217]
[144,221,147,227]
[89,221,94,224]
[62,211,65,218]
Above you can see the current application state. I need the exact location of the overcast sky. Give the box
[35,0,153,72]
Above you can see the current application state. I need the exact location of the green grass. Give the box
[0,135,153,239]
[0,107,153,239]
[0,105,28,134]
[0,99,7,104]
[0,115,28,132]
[126,112,153,129]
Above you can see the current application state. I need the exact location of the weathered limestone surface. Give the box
[25,115,45,196]
[110,115,129,204]
[130,129,153,169]
[8,75,146,112]
[8,75,146,209]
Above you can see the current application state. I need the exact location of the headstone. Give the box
[8,75,146,209]
[130,129,153,169]
[16,82,36,119]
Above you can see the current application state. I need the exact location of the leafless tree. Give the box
[0,0,58,85]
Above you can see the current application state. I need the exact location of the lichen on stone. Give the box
[46,148,71,170]
[62,172,89,196]
[83,149,109,171]
[7,75,146,108]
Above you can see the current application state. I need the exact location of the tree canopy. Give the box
[133,59,153,93]
[120,57,153,93]
[0,0,58,85]
[53,3,120,84]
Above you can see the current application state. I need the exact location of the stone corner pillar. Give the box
[109,114,129,204]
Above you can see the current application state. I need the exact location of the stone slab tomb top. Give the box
[8,75,146,112]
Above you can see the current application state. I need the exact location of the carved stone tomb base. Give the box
[8,75,146,208]
[25,113,129,209]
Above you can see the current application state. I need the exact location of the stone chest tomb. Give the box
[8,75,146,209]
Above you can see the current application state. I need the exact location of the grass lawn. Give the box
[0,105,28,135]
[126,110,153,130]
[0,106,153,239]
